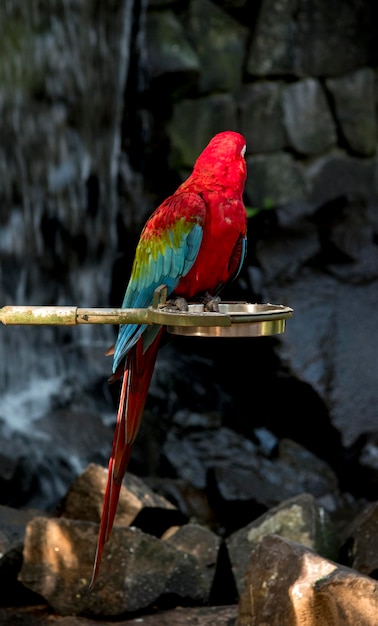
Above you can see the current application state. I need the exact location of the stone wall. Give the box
[143,0,378,451]
[145,0,377,218]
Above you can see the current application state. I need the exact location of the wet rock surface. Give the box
[20,517,212,615]
[237,534,378,626]
[61,463,177,530]
[0,467,375,622]
[226,493,339,595]
[0,605,238,626]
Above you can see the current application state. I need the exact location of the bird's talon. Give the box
[203,295,221,312]
[163,297,189,312]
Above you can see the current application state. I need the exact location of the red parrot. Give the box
[90,130,248,586]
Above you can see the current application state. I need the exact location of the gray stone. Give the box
[282,78,337,155]
[147,476,215,528]
[167,94,238,169]
[238,82,287,153]
[20,517,209,615]
[213,438,340,510]
[61,463,175,527]
[267,271,378,447]
[326,68,377,156]
[297,0,376,76]
[164,426,341,512]
[0,404,112,511]
[0,505,45,557]
[146,10,199,93]
[163,523,221,592]
[126,605,238,626]
[0,505,47,599]
[227,493,339,596]
[184,0,248,94]
[246,0,376,77]
[0,604,238,626]
[255,217,319,283]
[245,152,306,209]
[237,534,378,626]
[246,0,299,76]
[163,427,256,492]
[341,502,378,577]
[172,409,222,431]
[313,569,378,626]
[315,197,378,285]
[305,152,376,209]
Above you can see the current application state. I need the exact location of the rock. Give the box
[147,476,216,528]
[268,272,378,447]
[312,196,378,284]
[341,502,378,577]
[0,402,112,510]
[168,94,238,169]
[278,439,340,506]
[313,569,378,626]
[255,217,319,283]
[296,0,376,76]
[171,409,222,431]
[0,604,238,626]
[163,426,242,491]
[238,82,287,154]
[326,68,377,156]
[184,0,248,94]
[0,505,47,603]
[359,432,378,484]
[236,534,378,626]
[146,10,200,95]
[124,605,238,625]
[245,152,306,209]
[246,0,376,77]
[246,0,299,76]
[213,435,340,509]
[227,493,339,595]
[61,463,176,530]
[282,78,337,155]
[20,517,210,615]
[0,504,38,544]
[163,523,221,592]
[164,424,342,530]
[305,151,376,209]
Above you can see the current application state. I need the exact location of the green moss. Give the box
[0,16,44,99]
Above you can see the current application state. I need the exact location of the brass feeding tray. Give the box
[0,296,293,338]
[162,302,294,338]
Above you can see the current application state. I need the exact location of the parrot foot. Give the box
[201,293,221,312]
[163,296,189,312]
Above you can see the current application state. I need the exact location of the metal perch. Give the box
[0,286,293,338]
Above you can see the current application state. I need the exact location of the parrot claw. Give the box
[202,293,221,312]
[163,296,189,312]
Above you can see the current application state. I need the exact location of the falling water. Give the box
[0,0,148,506]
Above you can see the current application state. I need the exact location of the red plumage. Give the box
[90,130,247,586]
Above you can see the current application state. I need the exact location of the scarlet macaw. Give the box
[90,130,248,585]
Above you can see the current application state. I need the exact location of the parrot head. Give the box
[192,130,247,193]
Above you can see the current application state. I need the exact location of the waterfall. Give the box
[0,1,148,508]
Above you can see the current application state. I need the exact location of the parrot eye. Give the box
[241,144,246,158]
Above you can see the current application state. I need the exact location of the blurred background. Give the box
[0,0,377,534]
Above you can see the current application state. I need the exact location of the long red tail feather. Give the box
[89,330,163,587]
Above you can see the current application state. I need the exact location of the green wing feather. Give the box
[113,192,206,370]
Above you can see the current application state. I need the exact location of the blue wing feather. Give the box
[236,236,247,279]
[112,209,204,372]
